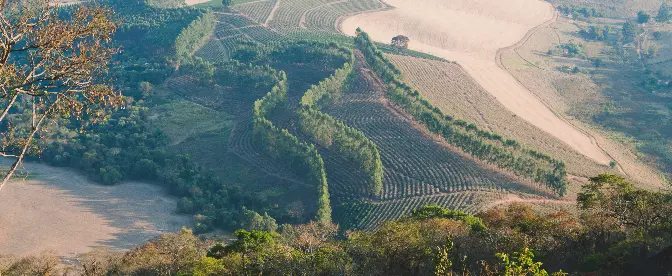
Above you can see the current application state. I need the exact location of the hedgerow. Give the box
[252,70,332,223]
[297,44,383,197]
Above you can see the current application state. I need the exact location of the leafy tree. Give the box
[621,21,638,44]
[392,35,410,50]
[224,230,278,274]
[241,207,278,232]
[0,0,121,191]
[189,257,228,276]
[637,10,651,23]
[577,174,672,231]
[657,2,671,22]
[412,205,487,232]
[494,248,564,276]
[222,0,232,6]
[593,58,603,68]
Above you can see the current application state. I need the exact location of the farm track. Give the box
[495,8,629,177]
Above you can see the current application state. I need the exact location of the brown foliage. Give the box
[0,0,121,190]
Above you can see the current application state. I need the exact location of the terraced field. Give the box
[158,75,319,222]
[184,2,577,228]
[315,52,557,226]
[228,0,388,35]
[387,54,618,180]
[335,192,505,229]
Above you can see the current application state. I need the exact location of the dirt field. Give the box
[0,162,191,259]
[340,0,612,165]
[185,0,212,5]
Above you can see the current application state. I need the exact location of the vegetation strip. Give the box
[355,29,569,196]
[175,11,217,64]
[252,69,332,223]
[297,44,384,197]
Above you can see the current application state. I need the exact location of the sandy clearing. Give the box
[340,0,611,165]
[0,162,191,258]
[185,0,212,5]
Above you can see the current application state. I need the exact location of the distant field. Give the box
[0,162,190,258]
[500,14,667,188]
[548,0,661,18]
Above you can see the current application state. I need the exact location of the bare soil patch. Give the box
[0,162,191,259]
[340,0,612,165]
[185,0,212,5]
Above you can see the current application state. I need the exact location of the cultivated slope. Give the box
[340,0,612,165]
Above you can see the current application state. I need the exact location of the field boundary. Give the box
[495,6,628,177]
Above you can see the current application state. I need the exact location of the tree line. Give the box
[354,29,568,195]
[297,43,384,197]
[174,10,217,65]
[5,174,670,275]
[252,69,332,224]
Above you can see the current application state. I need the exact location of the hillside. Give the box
[2,0,671,264]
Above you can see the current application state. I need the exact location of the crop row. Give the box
[335,192,499,229]
[324,82,515,200]
[231,0,277,24]
[354,29,569,196]
[215,13,257,28]
[252,70,332,224]
[263,0,387,34]
[296,44,384,197]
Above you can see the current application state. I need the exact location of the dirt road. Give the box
[340,0,612,165]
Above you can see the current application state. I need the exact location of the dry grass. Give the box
[0,162,191,258]
[501,15,667,188]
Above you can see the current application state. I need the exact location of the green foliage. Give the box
[145,0,185,8]
[174,11,217,64]
[556,42,587,59]
[189,257,228,276]
[557,5,602,19]
[7,182,672,275]
[411,205,487,232]
[252,68,332,223]
[657,2,671,22]
[621,21,639,44]
[241,207,279,232]
[355,29,568,196]
[496,248,559,276]
[577,174,672,230]
[637,10,651,23]
[297,43,383,197]
[179,56,215,85]
[579,25,612,41]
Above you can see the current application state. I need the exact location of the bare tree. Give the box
[0,0,121,192]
